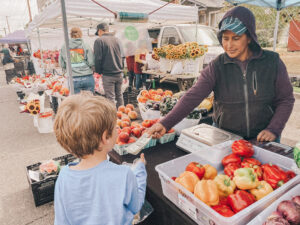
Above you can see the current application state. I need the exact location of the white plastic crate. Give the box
[247,183,300,225]
[155,141,300,225]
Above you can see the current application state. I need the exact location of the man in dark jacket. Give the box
[148,6,295,143]
[94,23,124,108]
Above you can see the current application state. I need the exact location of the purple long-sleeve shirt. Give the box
[160,52,295,137]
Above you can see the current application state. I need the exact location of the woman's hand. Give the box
[147,122,166,139]
[257,130,276,142]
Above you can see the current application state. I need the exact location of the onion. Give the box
[263,216,290,225]
[277,200,300,225]
[292,196,300,206]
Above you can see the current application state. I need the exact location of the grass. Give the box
[293,86,300,93]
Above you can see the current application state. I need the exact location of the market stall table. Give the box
[109,139,294,225]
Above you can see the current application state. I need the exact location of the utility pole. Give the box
[6,16,10,33]
[27,0,33,22]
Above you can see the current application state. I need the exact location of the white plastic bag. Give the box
[146,54,159,70]
[170,60,184,75]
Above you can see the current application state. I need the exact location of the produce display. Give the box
[263,196,300,225]
[115,104,174,146]
[33,49,60,66]
[137,89,173,104]
[10,74,70,98]
[160,96,202,120]
[170,140,297,218]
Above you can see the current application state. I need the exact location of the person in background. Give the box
[94,23,124,108]
[147,6,294,143]
[134,40,149,90]
[16,44,23,56]
[126,55,135,92]
[59,27,95,94]
[0,44,14,65]
[53,92,147,225]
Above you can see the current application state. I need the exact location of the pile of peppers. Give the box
[171,140,297,218]
[211,140,297,217]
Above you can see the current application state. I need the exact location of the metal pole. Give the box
[6,16,11,33]
[60,0,74,94]
[195,5,198,42]
[27,0,33,22]
[37,27,45,75]
[273,10,280,51]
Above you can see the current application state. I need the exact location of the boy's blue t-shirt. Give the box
[54,159,147,225]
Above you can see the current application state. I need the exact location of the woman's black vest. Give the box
[212,50,279,139]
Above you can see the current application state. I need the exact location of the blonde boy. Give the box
[53,92,147,225]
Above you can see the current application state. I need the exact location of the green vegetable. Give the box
[294,142,300,168]
[159,96,201,119]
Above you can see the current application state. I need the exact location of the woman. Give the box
[59,27,95,94]
[148,6,294,143]
[134,40,148,90]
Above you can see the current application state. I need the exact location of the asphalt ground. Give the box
[0,67,299,225]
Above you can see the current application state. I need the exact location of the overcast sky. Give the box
[0,0,38,37]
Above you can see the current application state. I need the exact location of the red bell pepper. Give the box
[219,196,230,206]
[285,170,296,182]
[241,158,261,167]
[224,163,241,178]
[232,140,254,157]
[227,190,256,213]
[185,162,205,180]
[262,163,287,189]
[222,154,241,167]
[253,165,263,181]
[211,204,235,217]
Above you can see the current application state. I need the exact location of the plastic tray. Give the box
[247,183,300,225]
[159,132,176,144]
[26,154,77,207]
[113,137,157,155]
[155,141,300,225]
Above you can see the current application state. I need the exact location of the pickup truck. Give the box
[148,24,224,69]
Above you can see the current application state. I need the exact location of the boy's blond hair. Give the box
[54,92,117,158]
[70,27,82,38]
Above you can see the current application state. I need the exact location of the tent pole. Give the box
[195,4,198,42]
[37,27,45,75]
[60,0,74,95]
[273,10,280,51]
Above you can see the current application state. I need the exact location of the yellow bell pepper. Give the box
[233,168,259,190]
[250,181,273,200]
[203,164,218,180]
[175,171,200,193]
[198,98,213,111]
[194,180,219,206]
[214,174,236,197]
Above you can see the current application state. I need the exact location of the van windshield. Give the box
[179,26,220,46]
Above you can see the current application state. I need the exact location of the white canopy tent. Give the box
[27,0,198,32]
[26,0,198,93]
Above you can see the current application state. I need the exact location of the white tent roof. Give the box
[27,0,198,33]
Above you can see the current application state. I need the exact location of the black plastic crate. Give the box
[50,96,59,114]
[26,154,77,207]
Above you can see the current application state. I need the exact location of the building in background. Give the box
[181,0,225,27]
